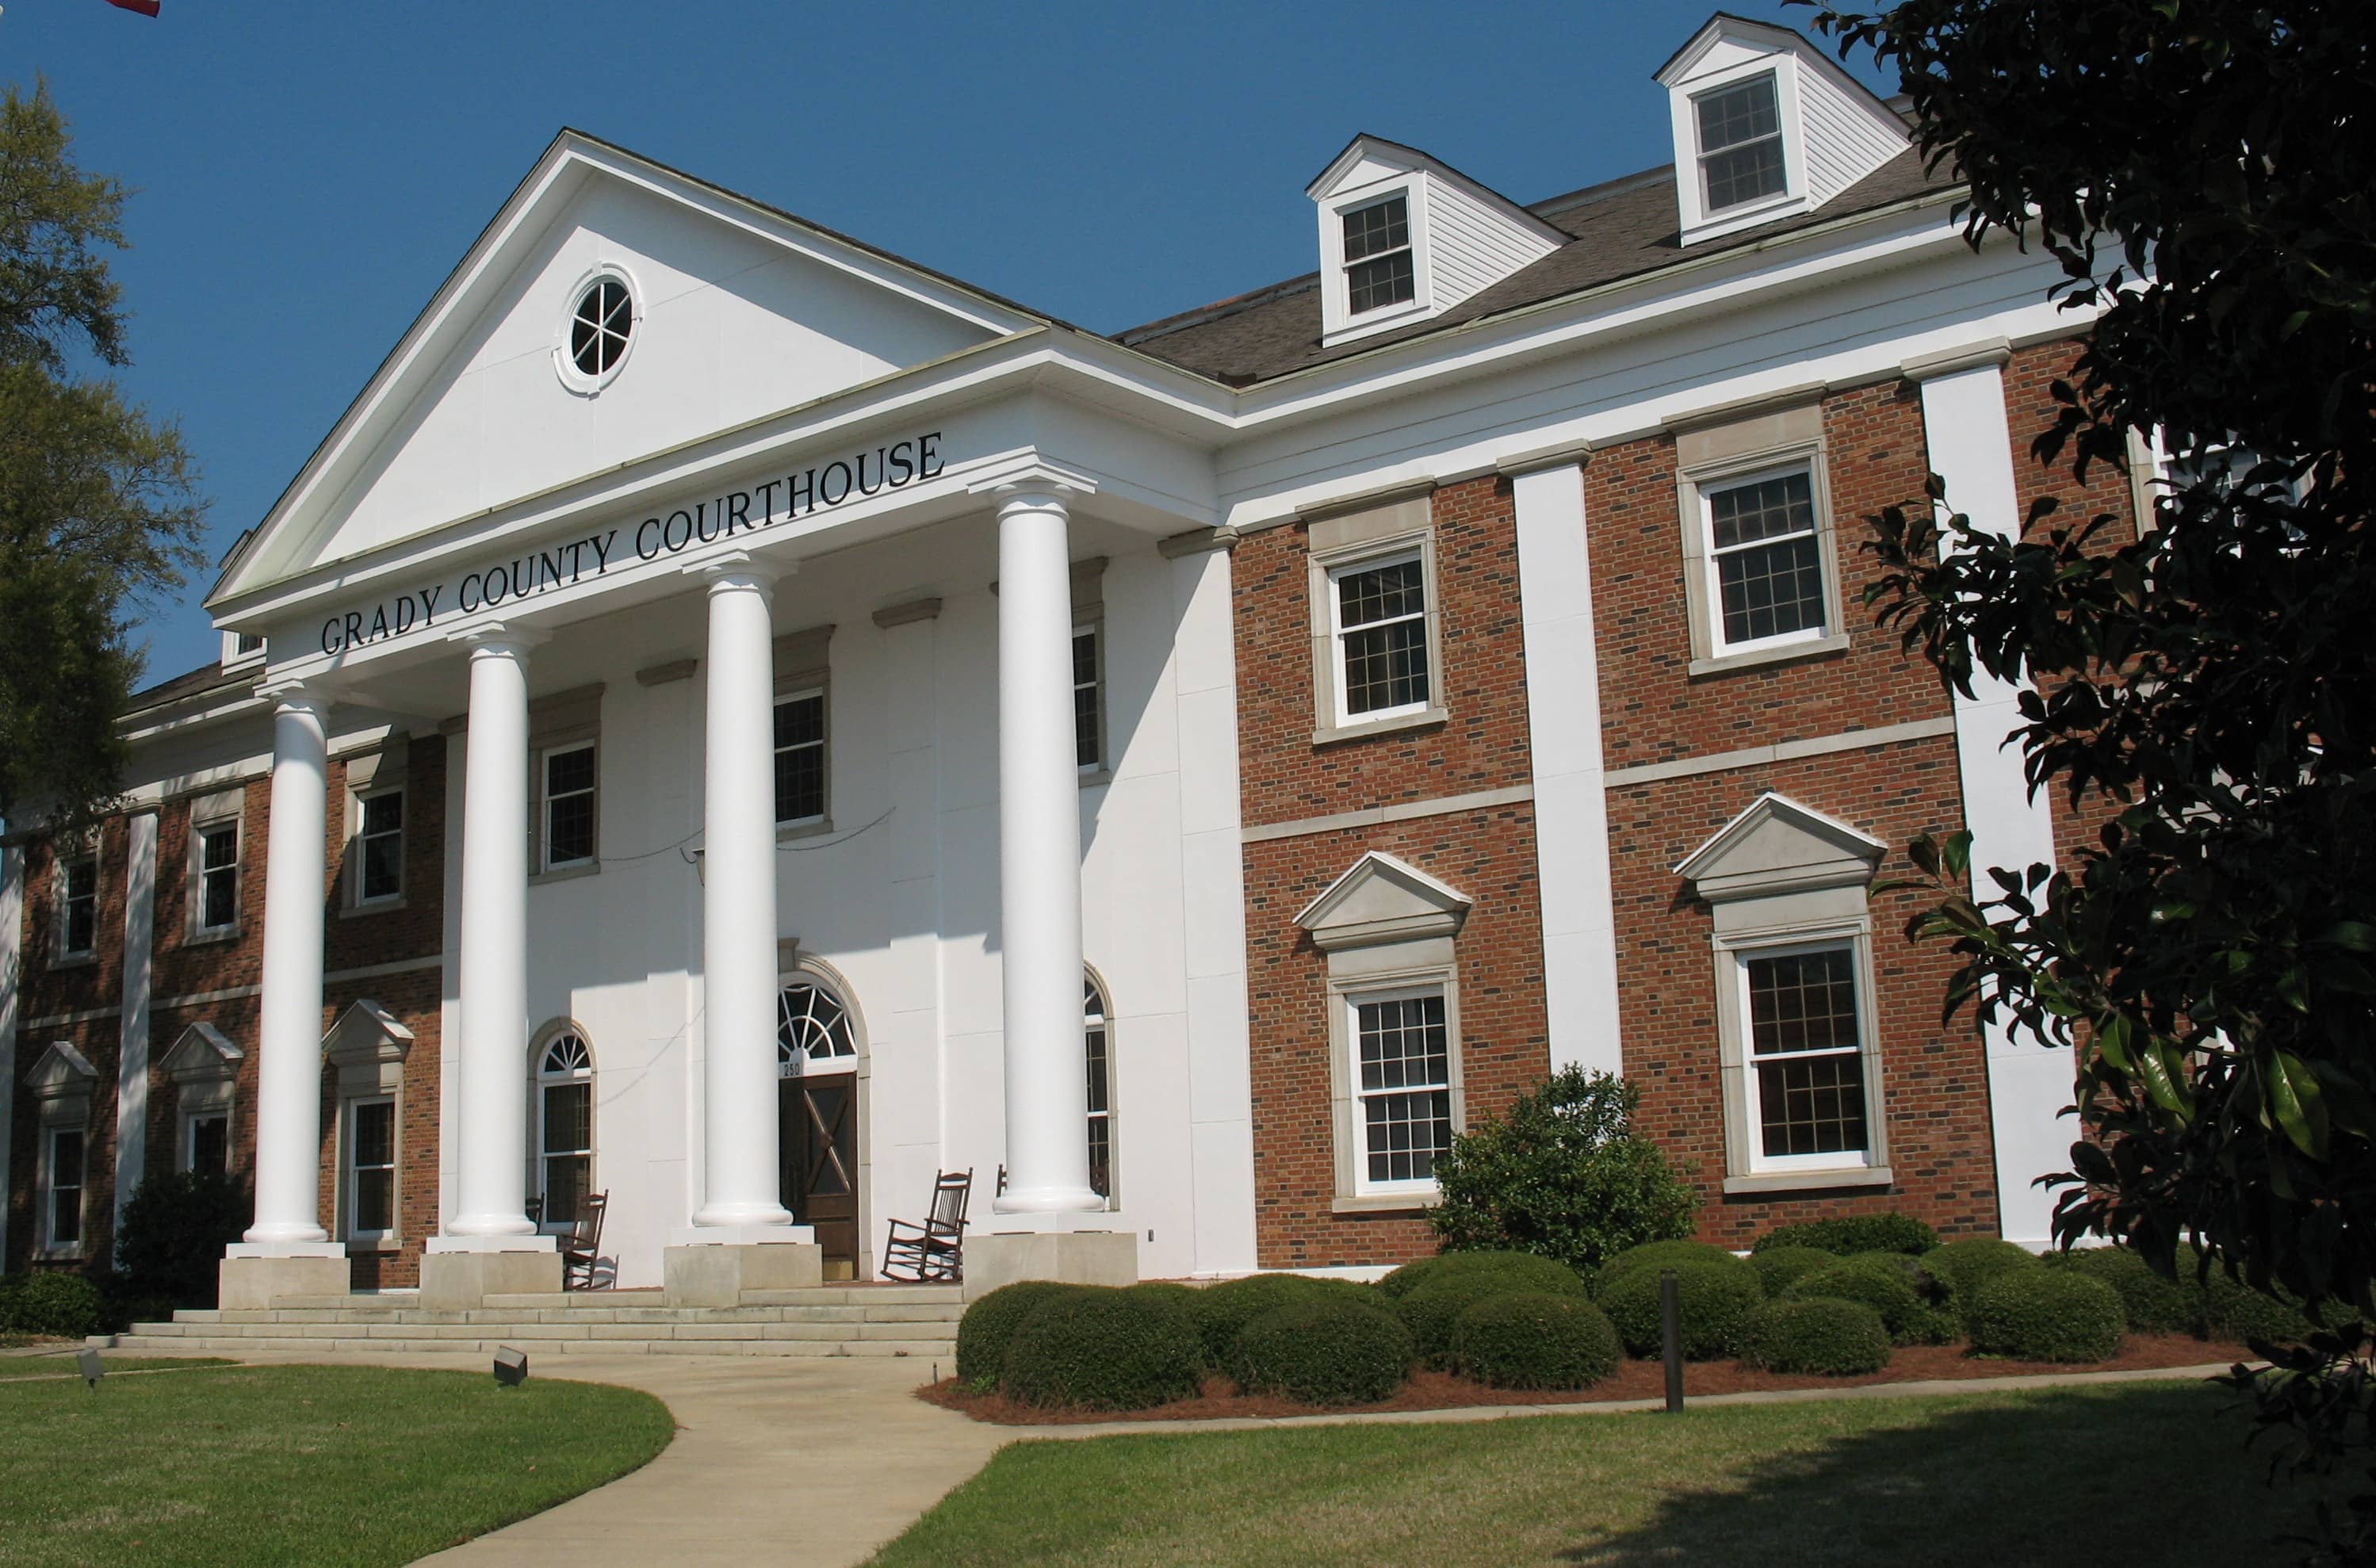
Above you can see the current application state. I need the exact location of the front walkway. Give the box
[159,1348,2230,1566]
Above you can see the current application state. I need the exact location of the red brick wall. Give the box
[1234,475,1547,1268]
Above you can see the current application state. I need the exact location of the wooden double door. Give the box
[779,1073,859,1279]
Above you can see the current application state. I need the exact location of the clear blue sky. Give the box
[2,0,1892,684]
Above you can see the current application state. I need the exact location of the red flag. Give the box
[105,0,161,14]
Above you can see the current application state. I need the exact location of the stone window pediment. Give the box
[1295,851,1471,954]
[160,1020,244,1084]
[323,1000,415,1073]
[24,1041,98,1107]
[1674,791,1885,905]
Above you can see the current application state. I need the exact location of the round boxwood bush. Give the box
[2200,1265,2316,1346]
[1593,1240,1743,1298]
[2053,1246,2199,1336]
[1788,1252,1959,1345]
[1754,1214,1939,1256]
[955,1280,1088,1386]
[1232,1296,1414,1405]
[1970,1268,2126,1363]
[1926,1238,2043,1333]
[1189,1273,1377,1366]
[1747,1245,1838,1300]
[1598,1256,1765,1360]
[1001,1286,1205,1410]
[1377,1254,1458,1300]
[1452,1291,1622,1390]
[0,1272,103,1338]
[1395,1253,1593,1368]
[1740,1297,1892,1375]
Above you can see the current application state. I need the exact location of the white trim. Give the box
[533,1021,595,1235]
[1697,458,1835,660]
[38,1122,89,1259]
[1343,981,1458,1201]
[1723,932,1882,1178]
[552,263,641,396]
[114,811,159,1232]
[1241,783,1534,845]
[350,781,407,908]
[344,1094,399,1242]
[771,686,829,830]
[0,845,21,1265]
[538,739,599,873]
[54,850,99,962]
[188,813,243,939]
[1324,545,1433,728]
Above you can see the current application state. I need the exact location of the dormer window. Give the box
[1696,73,1786,212]
[1343,196,1415,316]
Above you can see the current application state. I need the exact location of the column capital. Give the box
[965,452,1100,507]
[453,623,549,659]
[257,679,331,718]
[1900,336,2013,383]
[689,550,788,595]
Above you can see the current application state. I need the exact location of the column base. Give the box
[219,1247,350,1310]
[664,1237,822,1306]
[962,1229,1140,1301]
[420,1241,562,1311]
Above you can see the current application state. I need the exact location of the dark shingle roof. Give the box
[1117,150,1954,385]
[126,660,252,716]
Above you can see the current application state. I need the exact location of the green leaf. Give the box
[2268,1052,2331,1158]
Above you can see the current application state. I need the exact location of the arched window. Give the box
[777,977,857,1077]
[537,1030,594,1228]
[1085,973,1112,1203]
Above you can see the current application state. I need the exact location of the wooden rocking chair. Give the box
[882,1169,972,1283]
[560,1191,608,1291]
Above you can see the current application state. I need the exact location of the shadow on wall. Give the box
[1557,1383,2308,1566]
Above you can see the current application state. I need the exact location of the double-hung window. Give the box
[1341,194,1415,316]
[1703,467,1827,652]
[1073,626,1103,772]
[347,1097,397,1240]
[541,743,597,871]
[1695,71,1787,212]
[57,854,98,958]
[1350,987,1455,1195]
[773,690,827,827]
[1332,553,1431,721]
[44,1127,86,1252]
[194,819,240,935]
[1085,976,1114,1203]
[357,789,404,904]
[184,1110,230,1178]
[537,1032,594,1230]
[1740,943,1871,1168]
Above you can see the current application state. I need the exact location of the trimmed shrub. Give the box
[1393,1253,1593,1368]
[1970,1268,2126,1363]
[1598,1256,1765,1360]
[1741,1297,1892,1375]
[1593,1240,1742,1298]
[954,1280,1087,1386]
[1001,1287,1204,1410]
[1788,1252,1959,1345]
[1232,1297,1414,1405]
[1188,1273,1376,1366]
[2200,1266,2317,1346]
[1747,1245,1839,1300]
[1376,1255,1458,1301]
[1926,1238,2044,1333]
[1754,1214,1940,1257]
[1452,1292,1622,1390]
[1427,1068,1697,1274]
[2054,1246,2199,1336]
[115,1170,249,1308]
[0,1272,103,1338]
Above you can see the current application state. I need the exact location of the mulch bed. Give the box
[919,1333,2254,1426]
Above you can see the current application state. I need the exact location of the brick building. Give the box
[0,15,2130,1304]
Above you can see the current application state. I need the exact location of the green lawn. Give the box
[0,1353,233,1379]
[874,1383,2316,1566]
[0,1363,673,1567]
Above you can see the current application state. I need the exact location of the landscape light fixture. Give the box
[493,1347,529,1388]
[77,1348,104,1390]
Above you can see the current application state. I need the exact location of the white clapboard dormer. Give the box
[1656,14,1911,247]
[1306,135,1568,349]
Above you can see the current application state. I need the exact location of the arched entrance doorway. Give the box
[776,973,860,1279]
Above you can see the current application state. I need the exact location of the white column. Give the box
[1913,349,2068,1249]
[243,688,335,1249]
[0,843,24,1264]
[690,557,797,1233]
[442,631,545,1242]
[993,489,1101,1214]
[113,810,159,1229]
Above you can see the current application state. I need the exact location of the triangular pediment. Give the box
[1295,851,1471,951]
[214,132,1043,604]
[24,1041,97,1099]
[160,1020,243,1082]
[1675,792,1886,902]
[322,999,414,1068]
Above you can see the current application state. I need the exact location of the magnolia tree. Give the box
[1804,0,2376,1541]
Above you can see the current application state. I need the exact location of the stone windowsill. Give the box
[1331,1190,1441,1216]
[1687,633,1851,681]
[530,861,600,887]
[1720,1164,1894,1195]
[1312,706,1448,750]
[340,897,409,920]
[775,819,836,844]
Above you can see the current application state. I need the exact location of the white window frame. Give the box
[1697,460,1835,660]
[534,1030,595,1234]
[55,851,98,962]
[1073,623,1105,776]
[772,686,828,830]
[1665,51,1812,244]
[220,629,266,670]
[1728,933,1881,1176]
[1345,981,1460,1200]
[352,784,405,907]
[539,740,599,873]
[181,1106,232,1177]
[1084,972,1115,1208]
[40,1123,88,1258]
[345,1094,399,1242]
[1693,69,1789,217]
[1327,545,1434,729]
[1318,176,1434,344]
[190,816,242,937]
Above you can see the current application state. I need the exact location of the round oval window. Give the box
[568,277,632,378]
